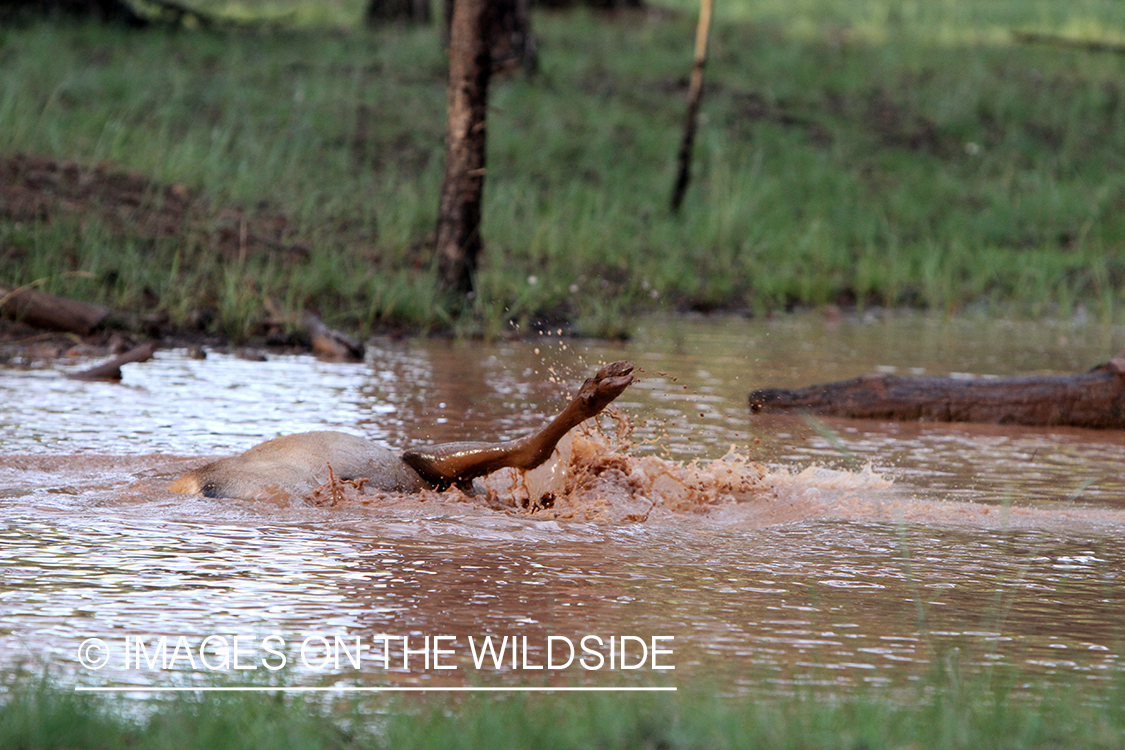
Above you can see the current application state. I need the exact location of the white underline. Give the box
[75,685,677,693]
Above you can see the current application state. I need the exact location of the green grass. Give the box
[3,668,1125,750]
[2,0,1125,338]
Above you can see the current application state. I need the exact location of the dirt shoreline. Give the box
[2,151,378,359]
[0,151,855,353]
[0,317,304,367]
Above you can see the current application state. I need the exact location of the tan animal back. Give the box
[168,431,426,499]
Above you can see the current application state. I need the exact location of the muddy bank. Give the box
[0,153,307,259]
[0,152,375,357]
[0,308,361,370]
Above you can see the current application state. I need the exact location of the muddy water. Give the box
[2,312,1124,691]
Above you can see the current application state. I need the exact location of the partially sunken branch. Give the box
[68,342,156,381]
[750,354,1125,429]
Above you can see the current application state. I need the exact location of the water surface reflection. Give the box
[2,312,1124,689]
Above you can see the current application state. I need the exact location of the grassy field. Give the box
[3,669,1124,750]
[2,0,1125,338]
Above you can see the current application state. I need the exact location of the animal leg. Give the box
[402,360,635,489]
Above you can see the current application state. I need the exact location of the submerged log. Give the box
[68,342,156,381]
[749,355,1125,429]
[300,311,364,362]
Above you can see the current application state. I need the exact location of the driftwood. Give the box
[261,299,364,361]
[749,354,1125,429]
[68,342,156,381]
[300,312,365,362]
[0,284,110,335]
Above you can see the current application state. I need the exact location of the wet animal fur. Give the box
[167,431,428,498]
[168,361,636,500]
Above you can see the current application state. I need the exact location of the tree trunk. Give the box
[749,356,1125,429]
[669,0,713,214]
[434,0,495,297]
[365,0,431,26]
[441,0,536,73]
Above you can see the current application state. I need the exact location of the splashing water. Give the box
[4,313,1125,690]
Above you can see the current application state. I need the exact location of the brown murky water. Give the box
[2,312,1124,691]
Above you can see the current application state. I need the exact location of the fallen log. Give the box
[749,354,1125,429]
[0,284,111,335]
[68,342,156,381]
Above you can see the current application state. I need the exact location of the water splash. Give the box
[291,419,1125,536]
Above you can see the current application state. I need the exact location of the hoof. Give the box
[576,360,635,415]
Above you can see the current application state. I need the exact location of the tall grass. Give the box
[1,0,1124,338]
[3,667,1124,750]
